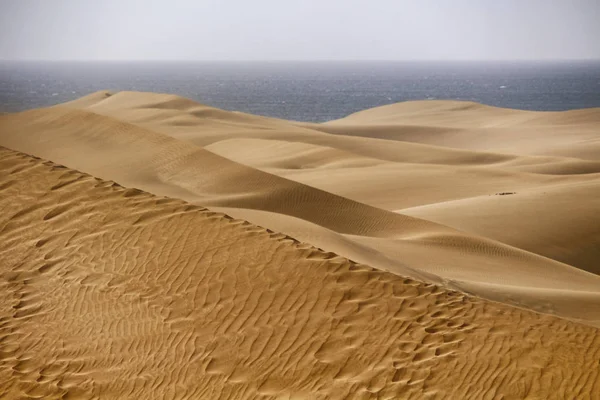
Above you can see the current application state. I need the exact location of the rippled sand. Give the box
[1,92,599,399]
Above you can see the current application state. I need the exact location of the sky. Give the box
[1,0,599,61]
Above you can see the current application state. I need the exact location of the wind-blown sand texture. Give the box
[1,92,599,399]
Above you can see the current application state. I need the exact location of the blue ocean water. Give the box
[1,61,599,122]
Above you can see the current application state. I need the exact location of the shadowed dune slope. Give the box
[2,147,600,400]
[54,92,600,272]
[401,179,600,274]
[203,137,600,270]
[0,105,448,239]
[1,92,600,328]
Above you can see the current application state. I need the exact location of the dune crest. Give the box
[1,146,600,399]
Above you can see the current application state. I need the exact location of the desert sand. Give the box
[1,91,599,399]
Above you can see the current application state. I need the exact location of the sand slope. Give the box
[1,91,600,328]
[2,146,600,399]
[319,100,600,160]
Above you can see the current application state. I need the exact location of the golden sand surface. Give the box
[1,92,599,399]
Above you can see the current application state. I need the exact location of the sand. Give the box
[1,92,599,399]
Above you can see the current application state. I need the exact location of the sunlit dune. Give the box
[1,91,599,398]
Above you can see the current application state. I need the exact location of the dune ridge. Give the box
[1,146,600,399]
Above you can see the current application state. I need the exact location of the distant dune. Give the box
[1,92,599,398]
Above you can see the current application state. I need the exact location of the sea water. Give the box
[1,60,599,122]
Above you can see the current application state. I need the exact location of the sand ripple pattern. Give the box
[1,147,599,399]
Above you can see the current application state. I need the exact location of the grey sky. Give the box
[1,0,599,61]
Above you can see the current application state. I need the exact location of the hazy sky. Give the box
[1,0,599,61]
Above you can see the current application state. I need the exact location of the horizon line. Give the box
[2,58,600,63]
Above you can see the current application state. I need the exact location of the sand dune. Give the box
[2,93,600,327]
[2,147,600,399]
[401,179,600,274]
[206,138,600,273]
[317,100,600,160]
[1,91,600,398]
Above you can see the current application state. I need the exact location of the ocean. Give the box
[1,61,599,122]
